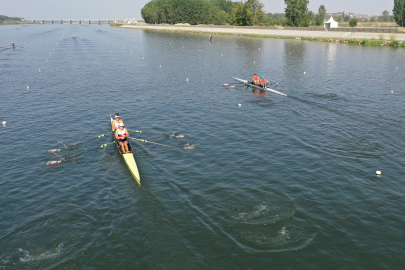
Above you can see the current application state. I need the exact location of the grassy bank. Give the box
[295,35,405,47]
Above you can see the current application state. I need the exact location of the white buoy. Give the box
[238,104,241,107]
[123,47,124,49]
[376,170,382,175]
[27,86,29,89]
[2,121,6,126]
[186,78,189,82]
[159,65,161,68]
[254,61,255,64]
[131,51,132,53]
[46,59,47,61]
[39,69,41,72]
[396,67,398,69]
[221,54,223,57]
[391,90,394,93]
[304,72,306,74]
[143,57,144,59]
[259,48,260,50]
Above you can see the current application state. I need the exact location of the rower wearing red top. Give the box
[112,113,124,131]
[252,74,259,85]
[115,123,130,153]
[260,76,270,88]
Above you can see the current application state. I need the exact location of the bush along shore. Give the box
[294,35,405,47]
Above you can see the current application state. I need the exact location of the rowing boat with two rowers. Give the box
[233,77,287,96]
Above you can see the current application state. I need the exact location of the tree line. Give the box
[141,0,405,27]
[141,0,287,26]
[0,15,22,24]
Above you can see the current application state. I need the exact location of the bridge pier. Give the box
[79,20,81,24]
[70,20,72,24]
[41,20,44,24]
[89,20,91,24]
[60,20,63,24]
[98,20,101,25]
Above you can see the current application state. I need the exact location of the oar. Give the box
[129,130,185,138]
[128,130,166,136]
[48,132,113,153]
[47,142,114,165]
[128,137,175,149]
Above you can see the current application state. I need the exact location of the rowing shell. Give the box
[233,77,287,96]
[110,117,141,185]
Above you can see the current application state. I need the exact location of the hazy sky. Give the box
[3,0,395,20]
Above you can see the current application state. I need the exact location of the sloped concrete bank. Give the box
[121,24,405,42]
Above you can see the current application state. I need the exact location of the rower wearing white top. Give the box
[111,113,124,131]
[115,123,130,153]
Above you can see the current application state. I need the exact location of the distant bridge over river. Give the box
[23,20,116,25]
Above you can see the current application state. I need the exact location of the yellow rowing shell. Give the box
[110,117,141,185]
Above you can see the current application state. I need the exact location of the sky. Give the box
[2,0,395,20]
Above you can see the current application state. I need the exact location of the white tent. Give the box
[324,16,338,30]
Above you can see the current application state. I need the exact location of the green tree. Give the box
[393,0,405,27]
[382,10,390,22]
[230,2,251,26]
[245,0,265,26]
[341,11,345,22]
[315,5,326,26]
[284,0,311,27]
[308,11,315,25]
[211,0,235,14]
[349,18,358,27]
[214,10,229,24]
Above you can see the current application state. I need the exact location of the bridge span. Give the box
[23,19,117,25]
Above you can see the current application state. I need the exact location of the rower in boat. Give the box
[115,123,130,153]
[11,42,15,48]
[111,113,123,130]
[252,74,259,85]
[260,76,270,88]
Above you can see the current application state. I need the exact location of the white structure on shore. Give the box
[324,16,338,29]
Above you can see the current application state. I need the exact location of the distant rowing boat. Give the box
[110,117,141,185]
[233,77,287,96]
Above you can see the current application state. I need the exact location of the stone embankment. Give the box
[121,24,405,42]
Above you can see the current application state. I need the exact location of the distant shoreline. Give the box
[119,24,405,47]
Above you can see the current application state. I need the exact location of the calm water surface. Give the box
[1,24,405,269]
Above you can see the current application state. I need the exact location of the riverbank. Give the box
[120,24,405,47]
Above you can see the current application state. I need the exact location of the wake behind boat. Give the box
[233,77,287,96]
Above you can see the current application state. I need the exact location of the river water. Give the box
[1,24,404,269]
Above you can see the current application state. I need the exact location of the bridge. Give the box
[22,19,117,25]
